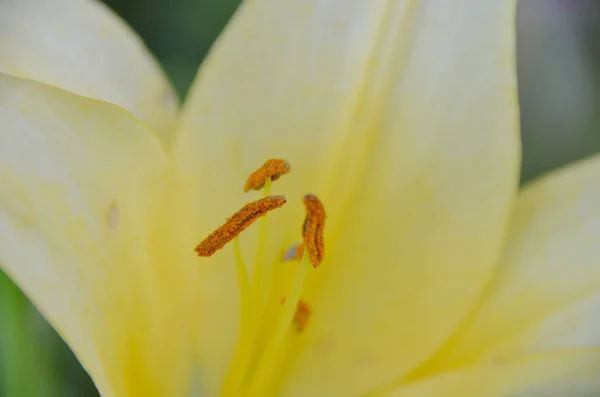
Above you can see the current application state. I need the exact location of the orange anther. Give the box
[302,194,325,267]
[244,159,291,192]
[279,298,311,332]
[281,243,304,262]
[195,196,286,257]
[293,300,311,331]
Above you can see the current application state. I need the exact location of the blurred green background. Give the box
[0,1,599,396]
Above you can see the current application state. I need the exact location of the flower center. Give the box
[195,159,326,397]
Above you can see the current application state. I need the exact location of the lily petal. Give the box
[0,0,178,144]
[0,73,195,397]
[173,1,410,393]
[173,1,519,396]
[402,155,600,395]
[386,350,600,397]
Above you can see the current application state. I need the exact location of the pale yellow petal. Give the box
[173,2,408,393]
[173,1,519,396]
[385,350,600,397]
[408,155,600,389]
[0,0,178,144]
[0,73,197,397]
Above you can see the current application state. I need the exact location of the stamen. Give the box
[195,196,286,257]
[244,159,291,192]
[209,161,327,397]
[302,194,326,267]
[281,243,304,262]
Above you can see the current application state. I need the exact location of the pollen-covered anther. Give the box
[195,195,286,257]
[244,159,291,192]
[281,243,304,262]
[302,194,326,268]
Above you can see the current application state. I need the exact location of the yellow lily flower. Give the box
[1,0,599,396]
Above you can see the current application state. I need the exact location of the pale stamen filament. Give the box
[244,253,310,397]
[237,178,274,394]
[251,177,273,311]
[219,237,251,397]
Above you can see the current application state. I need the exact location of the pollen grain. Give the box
[281,243,304,262]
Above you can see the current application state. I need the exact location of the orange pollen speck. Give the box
[302,194,326,268]
[195,195,286,257]
[279,298,311,332]
[293,300,311,331]
[281,243,304,262]
[244,159,291,192]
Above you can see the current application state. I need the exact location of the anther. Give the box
[279,299,311,332]
[302,194,326,267]
[244,159,291,192]
[195,196,286,257]
[281,243,304,262]
[293,300,311,331]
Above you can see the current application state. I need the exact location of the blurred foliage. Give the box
[1,1,599,396]
[0,271,58,397]
[518,0,600,183]
[105,0,241,97]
